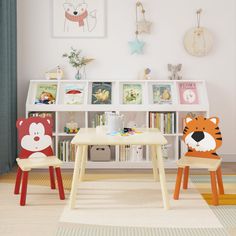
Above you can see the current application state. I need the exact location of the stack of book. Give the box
[119,145,143,162]
[149,112,175,134]
[58,140,76,162]
[92,113,106,127]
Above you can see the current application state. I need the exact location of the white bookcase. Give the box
[26,79,209,169]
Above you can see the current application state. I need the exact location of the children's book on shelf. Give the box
[35,83,57,104]
[123,83,142,104]
[119,145,143,162]
[64,84,84,105]
[152,84,172,104]
[58,140,76,162]
[149,112,175,134]
[91,82,112,104]
[91,113,106,127]
[178,82,199,104]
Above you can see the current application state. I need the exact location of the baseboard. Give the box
[221,154,236,162]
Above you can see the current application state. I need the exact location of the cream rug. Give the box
[60,179,223,229]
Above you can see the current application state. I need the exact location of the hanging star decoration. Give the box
[128,1,152,55]
[128,38,145,54]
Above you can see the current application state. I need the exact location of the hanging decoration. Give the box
[183,9,213,57]
[128,1,152,54]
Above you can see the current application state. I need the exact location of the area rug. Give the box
[58,179,225,235]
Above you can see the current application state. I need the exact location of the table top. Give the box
[71,128,167,145]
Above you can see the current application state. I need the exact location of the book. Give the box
[178,82,199,104]
[92,82,112,104]
[64,84,84,105]
[123,84,142,104]
[35,83,57,104]
[152,84,172,104]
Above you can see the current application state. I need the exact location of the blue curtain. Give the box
[0,0,17,174]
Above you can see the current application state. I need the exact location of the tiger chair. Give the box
[14,117,65,206]
[173,116,224,206]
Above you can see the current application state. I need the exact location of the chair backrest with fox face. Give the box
[16,117,54,159]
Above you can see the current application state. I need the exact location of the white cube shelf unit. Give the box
[26,79,209,169]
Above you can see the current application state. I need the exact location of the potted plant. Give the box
[63,47,94,80]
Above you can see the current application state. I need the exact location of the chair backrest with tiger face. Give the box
[182,116,222,159]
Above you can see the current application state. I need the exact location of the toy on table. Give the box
[109,128,142,136]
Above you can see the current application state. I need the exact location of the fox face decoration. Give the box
[16,117,54,159]
[182,116,222,159]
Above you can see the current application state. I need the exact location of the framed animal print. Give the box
[53,0,106,38]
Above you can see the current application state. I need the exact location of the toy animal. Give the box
[168,64,182,80]
[183,116,222,159]
[16,117,54,159]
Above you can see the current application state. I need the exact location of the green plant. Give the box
[62,47,94,69]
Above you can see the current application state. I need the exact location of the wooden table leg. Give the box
[156,145,170,210]
[79,145,87,182]
[151,145,159,181]
[69,145,83,209]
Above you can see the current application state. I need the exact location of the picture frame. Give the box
[35,83,57,105]
[152,83,173,104]
[53,0,106,38]
[122,83,142,105]
[178,82,199,104]
[91,82,112,104]
[63,84,84,105]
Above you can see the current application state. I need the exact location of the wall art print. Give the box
[53,0,106,37]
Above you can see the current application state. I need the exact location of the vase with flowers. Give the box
[63,47,94,80]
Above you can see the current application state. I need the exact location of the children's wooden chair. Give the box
[14,117,65,206]
[173,116,224,206]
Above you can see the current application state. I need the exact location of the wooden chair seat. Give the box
[174,156,224,206]
[177,156,221,171]
[16,156,62,171]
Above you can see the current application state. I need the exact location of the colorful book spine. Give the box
[149,112,176,134]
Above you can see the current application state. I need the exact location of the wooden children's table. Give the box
[69,128,170,210]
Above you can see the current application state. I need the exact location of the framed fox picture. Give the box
[53,0,106,38]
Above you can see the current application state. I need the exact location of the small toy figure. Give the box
[168,64,182,80]
[143,68,152,80]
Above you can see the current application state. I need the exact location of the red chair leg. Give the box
[210,171,219,206]
[183,166,190,189]
[49,166,56,189]
[173,167,184,200]
[216,166,224,195]
[20,171,29,206]
[55,167,65,200]
[14,167,22,194]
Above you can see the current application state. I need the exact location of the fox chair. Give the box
[173,116,224,206]
[14,117,65,206]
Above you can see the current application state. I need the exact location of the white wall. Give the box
[17,0,236,159]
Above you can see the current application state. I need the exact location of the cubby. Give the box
[26,79,209,169]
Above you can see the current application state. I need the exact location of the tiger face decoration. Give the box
[182,116,222,159]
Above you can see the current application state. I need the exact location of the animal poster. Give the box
[152,84,172,104]
[92,82,112,104]
[64,84,84,104]
[123,84,142,105]
[178,82,199,104]
[53,0,106,37]
[35,84,57,105]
